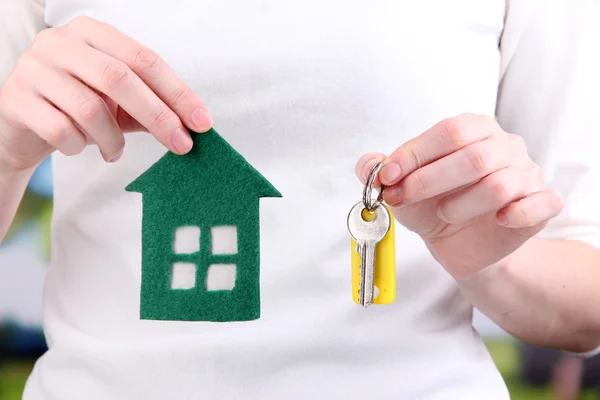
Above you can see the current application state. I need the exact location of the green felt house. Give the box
[126,128,281,322]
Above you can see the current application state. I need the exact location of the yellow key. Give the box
[350,204,396,305]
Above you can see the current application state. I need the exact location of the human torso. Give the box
[26,1,509,398]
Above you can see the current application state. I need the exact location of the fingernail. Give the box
[110,149,123,163]
[381,163,402,185]
[497,211,509,226]
[172,127,193,154]
[436,206,447,221]
[191,107,213,132]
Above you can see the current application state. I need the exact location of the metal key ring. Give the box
[363,161,386,211]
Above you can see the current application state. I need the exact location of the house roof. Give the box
[125,128,282,200]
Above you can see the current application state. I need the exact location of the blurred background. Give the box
[1,158,599,400]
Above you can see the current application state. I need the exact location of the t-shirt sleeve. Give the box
[0,0,47,84]
[496,0,600,249]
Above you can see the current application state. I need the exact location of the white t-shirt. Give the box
[1,0,599,399]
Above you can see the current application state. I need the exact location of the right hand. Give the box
[0,16,213,171]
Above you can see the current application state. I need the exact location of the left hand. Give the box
[355,113,564,280]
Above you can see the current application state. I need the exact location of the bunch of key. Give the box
[347,161,396,308]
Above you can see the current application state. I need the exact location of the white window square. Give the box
[173,226,200,254]
[210,226,238,255]
[170,262,197,290]
[206,264,236,291]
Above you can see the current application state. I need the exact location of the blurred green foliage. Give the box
[2,190,53,260]
[0,361,32,399]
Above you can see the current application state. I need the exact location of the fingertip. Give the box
[356,153,386,184]
[496,209,509,226]
[355,153,374,179]
[99,146,121,163]
[171,127,194,154]
[436,204,451,223]
[191,107,213,133]
[383,185,403,207]
[545,189,565,220]
[380,162,402,185]
[110,148,124,163]
[552,189,565,209]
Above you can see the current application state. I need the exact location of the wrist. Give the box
[0,151,37,244]
[455,254,512,285]
[0,150,37,178]
[454,258,520,325]
[454,240,536,320]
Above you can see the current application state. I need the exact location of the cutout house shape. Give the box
[126,128,282,322]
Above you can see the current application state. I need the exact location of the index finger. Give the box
[65,17,212,133]
[380,114,499,186]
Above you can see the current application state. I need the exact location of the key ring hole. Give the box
[361,208,377,222]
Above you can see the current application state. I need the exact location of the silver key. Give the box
[347,201,391,307]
